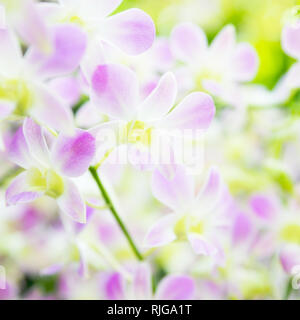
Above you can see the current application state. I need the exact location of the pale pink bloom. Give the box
[37,0,155,56]
[0,26,87,134]
[101,263,195,300]
[170,23,258,106]
[5,118,95,223]
[88,63,215,168]
[144,165,230,260]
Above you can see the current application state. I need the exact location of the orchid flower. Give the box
[144,165,231,261]
[170,23,258,107]
[102,263,195,300]
[0,25,87,138]
[88,63,215,169]
[37,0,155,56]
[5,118,95,223]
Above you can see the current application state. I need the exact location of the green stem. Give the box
[89,166,143,261]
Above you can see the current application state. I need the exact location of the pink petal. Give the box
[133,263,152,300]
[197,167,223,213]
[48,76,81,106]
[210,25,236,56]
[139,72,177,121]
[79,0,122,19]
[188,233,218,256]
[51,129,95,177]
[91,64,139,120]
[0,100,14,121]
[170,22,207,63]
[280,245,300,274]
[7,126,33,169]
[57,178,86,223]
[100,8,155,55]
[282,22,300,59]
[23,118,50,167]
[232,212,253,244]
[16,0,51,52]
[151,165,194,211]
[32,83,74,134]
[27,24,87,78]
[143,214,177,248]
[231,43,258,82]
[160,92,215,130]
[102,272,125,300]
[155,275,195,300]
[0,29,22,77]
[6,172,43,206]
[249,194,277,221]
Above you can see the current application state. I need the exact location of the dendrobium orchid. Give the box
[144,165,230,261]
[0,25,87,137]
[88,63,215,168]
[5,118,95,223]
[37,0,155,56]
[170,23,258,106]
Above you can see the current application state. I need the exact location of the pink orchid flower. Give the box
[144,165,230,261]
[170,23,258,106]
[0,25,87,135]
[5,118,95,223]
[37,0,155,56]
[102,263,195,300]
[88,63,215,169]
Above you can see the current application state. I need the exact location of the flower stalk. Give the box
[89,166,143,261]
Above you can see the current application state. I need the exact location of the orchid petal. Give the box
[51,129,95,177]
[0,100,14,121]
[249,194,277,221]
[155,275,195,300]
[57,178,86,223]
[231,43,258,82]
[100,8,155,55]
[197,167,223,212]
[151,165,194,211]
[170,22,207,63]
[32,83,74,134]
[91,64,139,120]
[143,214,177,248]
[16,0,51,53]
[6,172,43,206]
[188,233,218,256]
[282,22,300,59]
[133,263,152,300]
[139,72,177,121]
[27,24,87,78]
[103,272,125,300]
[160,92,215,130]
[23,118,50,167]
[280,245,300,274]
[210,25,236,57]
[0,29,22,77]
[7,126,33,169]
[232,212,253,244]
[79,0,122,19]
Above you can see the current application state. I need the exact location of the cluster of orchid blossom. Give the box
[0,0,300,300]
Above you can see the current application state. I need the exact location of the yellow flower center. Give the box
[0,79,34,117]
[125,120,152,147]
[174,214,205,240]
[27,168,64,199]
